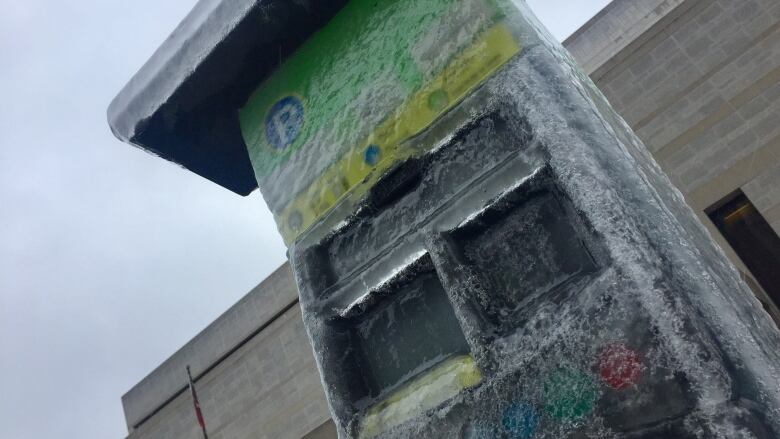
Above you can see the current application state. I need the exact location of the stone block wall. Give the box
[571,0,780,316]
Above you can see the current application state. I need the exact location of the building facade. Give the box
[121,0,780,437]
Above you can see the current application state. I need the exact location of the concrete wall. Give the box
[565,0,685,76]
[122,0,780,437]
[122,264,319,435]
[125,269,332,439]
[569,0,780,316]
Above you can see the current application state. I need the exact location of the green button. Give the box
[543,367,597,421]
[427,89,449,111]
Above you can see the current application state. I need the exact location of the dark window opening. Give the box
[708,190,780,308]
[346,262,470,398]
[449,177,600,335]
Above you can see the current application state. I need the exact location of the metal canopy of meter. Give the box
[107,0,347,195]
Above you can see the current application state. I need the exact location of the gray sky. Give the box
[0,1,609,437]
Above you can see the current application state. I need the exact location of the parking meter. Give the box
[110,0,780,437]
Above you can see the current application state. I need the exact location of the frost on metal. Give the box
[237,0,780,437]
[107,0,348,195]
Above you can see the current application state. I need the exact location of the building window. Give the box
[707,190,780,308]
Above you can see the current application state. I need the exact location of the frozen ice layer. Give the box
[107,0,780,435]
[347,266,470,397]
[107,0,350,195]
[360,355,482,438]
[238,0,780,437]
[449,182,599,336]
[240,0,522,244]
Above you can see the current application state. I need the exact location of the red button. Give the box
[598,344,642,390]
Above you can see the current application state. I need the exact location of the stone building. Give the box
[120,0,780,437]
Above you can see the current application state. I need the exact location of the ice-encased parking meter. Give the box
[109,0,780,437]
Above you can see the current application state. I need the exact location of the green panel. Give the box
[240,0,501,178]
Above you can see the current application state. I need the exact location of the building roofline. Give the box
[120,263,299,431]
[563,0,688,76]
[562,0,619,48]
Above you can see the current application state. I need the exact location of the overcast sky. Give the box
[0,1,610,438]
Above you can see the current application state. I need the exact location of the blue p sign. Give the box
[265,96,304,150]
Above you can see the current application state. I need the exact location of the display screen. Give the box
[349,270,470,396]
[457,188,598,332]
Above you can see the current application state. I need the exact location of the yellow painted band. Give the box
[359,355,483,438]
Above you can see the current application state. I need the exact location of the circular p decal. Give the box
[265,96,304,150]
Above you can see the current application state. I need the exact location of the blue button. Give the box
[364,144,381,166]
[502,402,539,439]
[265,96,304,150]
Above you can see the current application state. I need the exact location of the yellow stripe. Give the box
[278,24,521,244]
[360,355,483,438]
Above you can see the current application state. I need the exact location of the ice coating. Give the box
[239,0,780,437]
[107,0,350,196]
[240,0,521,244]
[110,0,251,142]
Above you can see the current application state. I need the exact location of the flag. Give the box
[187,366,209,439]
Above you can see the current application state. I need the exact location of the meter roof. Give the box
[107,0,347,195]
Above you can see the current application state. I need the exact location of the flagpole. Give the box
[187,366,209,439]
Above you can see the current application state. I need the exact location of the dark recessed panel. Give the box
[451,178,599,334]
[347,267,469,398]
